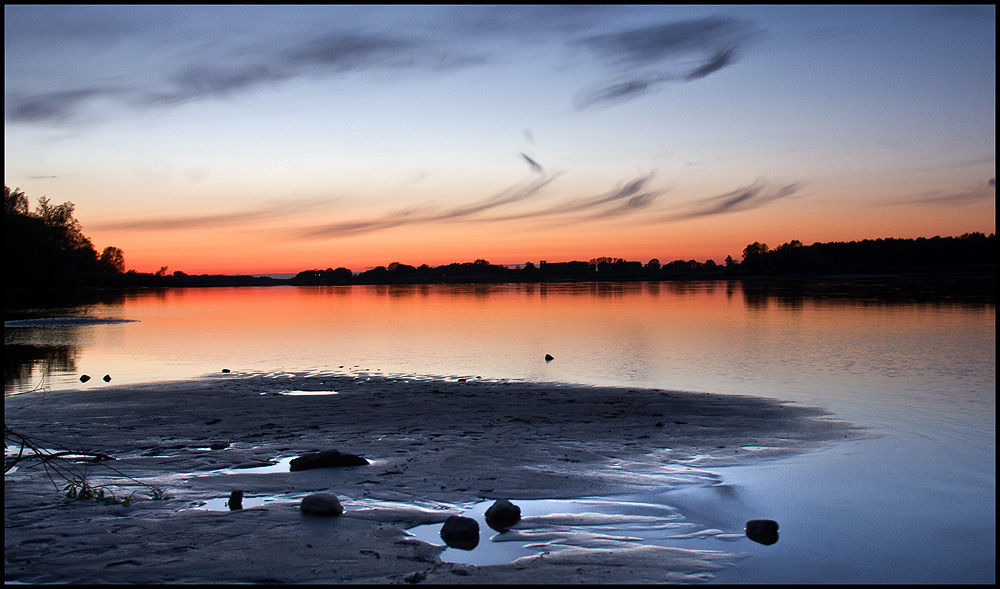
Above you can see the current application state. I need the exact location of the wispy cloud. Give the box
[893,178,996,205]
[5,88,122,124]
[304,172,558,238]
[8,23,485,123]
[484,173,663,222]
[5,7,763,124]
[663,180,802,220]
[89,198,337,231]
[301,171,669,239]
[520,152,544,174]
[574,15,760,109]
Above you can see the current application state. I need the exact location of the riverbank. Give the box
[5,372,864,584]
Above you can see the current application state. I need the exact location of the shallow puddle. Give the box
[194,494,297,511]
[258,390,340,396]
[405,492,749,566]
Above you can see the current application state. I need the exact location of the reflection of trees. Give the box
[740,277,996,309]
[4,344,78,391]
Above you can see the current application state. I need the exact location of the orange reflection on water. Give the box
[5,279,994,400]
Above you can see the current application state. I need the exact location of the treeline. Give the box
[293,233,996,285]
[4,186,280,299]
[5,186,125,289]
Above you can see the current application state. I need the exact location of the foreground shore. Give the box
[5,372,864,584]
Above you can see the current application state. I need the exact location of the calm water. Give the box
[4,280,995,583]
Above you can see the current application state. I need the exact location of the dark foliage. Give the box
[296,233,994,285]
[4,186,110,288]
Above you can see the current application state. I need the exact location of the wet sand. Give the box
[5,372,864,584]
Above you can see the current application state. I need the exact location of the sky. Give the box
[4,5,995,275]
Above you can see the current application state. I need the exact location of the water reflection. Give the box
[3,343,78,391]
[3,278,994,396]
[741,276,995,310]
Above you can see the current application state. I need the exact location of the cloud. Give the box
[5,88,121,123]
[89,198,337,232]
[663,180,802,220]
[450,172,666,225]
[8,21,485,123]
[520,152,544,173]
[6,7,763,125]
[302,172,666,239]
[683,47,735,81]
[894,179,996,205]
[574,15,759,109]
[304,173,557,238]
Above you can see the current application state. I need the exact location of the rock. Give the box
[103,374,112,382]
[484,499,521,532]
[403,571,426,584]
[289,449,369,471]
[745,519,779,545]
[227,490,243,510]
[544,354,554,361]
[221,368,231,373]
[439,515,479,550]
[79,374,91,383]
[300,493,344,516]
[209,441,229,450]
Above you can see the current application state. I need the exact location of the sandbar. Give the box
[5,372,864,584]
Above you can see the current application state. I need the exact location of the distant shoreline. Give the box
[4,270,995,310]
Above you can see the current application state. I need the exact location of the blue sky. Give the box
[4,5,995,274]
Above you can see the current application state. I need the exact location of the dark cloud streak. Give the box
[89,198,337,232]
[663,180,802,221]
[6,87,121,123]
[304,173,557,238]
[6,8,763,124]
[520,152,543,173]
[574,15,759,109]
[302,172,668,239]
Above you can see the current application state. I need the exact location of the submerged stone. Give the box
[440,515,479,550]
[745,519,779,545]
[301,493,344,516]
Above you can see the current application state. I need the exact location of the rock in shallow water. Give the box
[301,493,344,516]
[485,499,521,532]
[289,449,369,471]
[440,515,479,550]
[745,519,779,545]
[227,490,243,510]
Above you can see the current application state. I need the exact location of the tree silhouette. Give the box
[99,246,125,274]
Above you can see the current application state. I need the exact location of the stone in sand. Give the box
[289,449,369,471]
[745,519,779,545]
[227,490,243,510]
[484,499,521,532]
[544,354,554,361]
[103,374,112,382]
[300,493,344,516]
[440,515,479,550]
[79,374,91,382]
